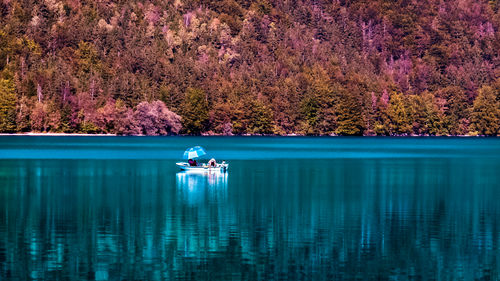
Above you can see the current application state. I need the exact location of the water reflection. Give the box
[176,172,228,205]
[174,172,231,259]
[0,154,499,279]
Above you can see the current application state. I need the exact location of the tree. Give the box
[115,101,140,136]
[437,86,469,135]
[300,65,337,135]
[30,102,47,132]
[16,95,31,132]
[75,41,103,100]
[374,91,391,136]
[209,102,234,135]
[387,93,412,135]
[30,100,61,132]
[1,0,499,136]
[408,93,447,135]
[470,86,500,135]
[300,96,320,135]
[181,88,209,135]
[247,100,274,134]
[335,94,364,136]
[0,75,17,132]
[227,100,247,135]
[95,99,119,134]
[134,100,182,135]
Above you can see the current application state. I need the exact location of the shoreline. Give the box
[0,132,492,137]
[0,133,118,136]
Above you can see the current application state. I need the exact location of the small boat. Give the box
[176,162,229,173]
[177,146,229,173]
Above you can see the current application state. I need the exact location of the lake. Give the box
[0,136,499,280]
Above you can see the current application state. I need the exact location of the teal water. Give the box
[0,136,499,280]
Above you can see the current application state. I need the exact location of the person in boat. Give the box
[188,159,197,166]
[208,158,216,167]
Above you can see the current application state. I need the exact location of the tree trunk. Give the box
[63,81,70,102]
[37,83,43,103]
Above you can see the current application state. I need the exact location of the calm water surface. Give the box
[0,136,499,280]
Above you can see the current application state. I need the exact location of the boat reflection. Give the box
[174,171,232,258]
[175,171,228,205]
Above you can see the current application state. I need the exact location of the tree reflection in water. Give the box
[0,156,499,280]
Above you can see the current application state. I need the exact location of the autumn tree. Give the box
[209,102,234,135]
[246,100,274,134]
[181,88,209,135]
[470,86,500,135]
[75,41,103,101]
[437,86,469,135]
[30,100,61,132]
[335,94,364,136]
[408,93,447,135]
[300,96,320,135]
[374,91,391,136]
[133,100,182,135]
[114,101,140,136]
[387,93,412,135]
[16,96,31,132]
[227,100,248,135]
[0,75,16,132]
[0,0,499,135]
[300,65,337,135]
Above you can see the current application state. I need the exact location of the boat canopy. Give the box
[183,146,207,159]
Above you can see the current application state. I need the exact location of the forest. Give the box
[0,0,499,135]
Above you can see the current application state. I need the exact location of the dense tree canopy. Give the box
[0,0,499,135]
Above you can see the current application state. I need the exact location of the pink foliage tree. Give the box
[133,100,182,135]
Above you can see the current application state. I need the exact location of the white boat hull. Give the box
[176,162,229,173]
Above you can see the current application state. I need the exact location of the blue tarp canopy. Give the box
[183,146,207,159]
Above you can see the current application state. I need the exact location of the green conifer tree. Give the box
[470,86,500,135]
[247,100,274,134]
[335,94,364,136]
[0,75,17,132]
[409,93,448,135]
[421,93,447,136]
[300,96,320,135]
[387,93,412,135]
[181,88,209,135]
[438,86,469,135]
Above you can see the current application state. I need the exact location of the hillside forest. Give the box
[1,0,500,135]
